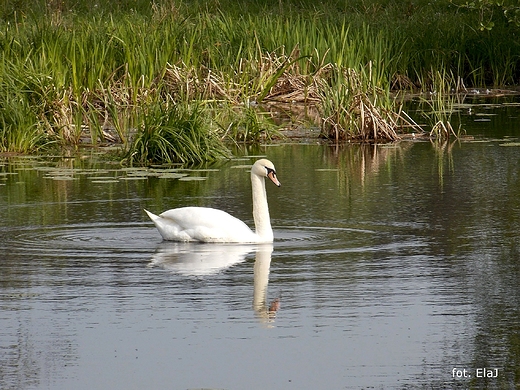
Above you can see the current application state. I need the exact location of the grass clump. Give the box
[0,62,52,153]
[420,70,465,140]
[318,65,415,142]
[124,100,229,166]
[217,104,281,143]
[0,96,49,153]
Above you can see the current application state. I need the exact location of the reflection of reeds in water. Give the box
[326,142,413,192]
[431,139,456,190]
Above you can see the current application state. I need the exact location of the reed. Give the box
[216,103,281,143]
[1,0,519,159]
[318,65,418,142]
[0,94,49,153]
[420,69,464,140]
[0,59,52,153]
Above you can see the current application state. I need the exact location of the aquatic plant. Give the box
[0,62,52,153]
[216,104,281,143]
[0,95,49,153]
[420,70,464,140]
[318,65,418,142]
[1,0,519,156]
[124,100,229,166]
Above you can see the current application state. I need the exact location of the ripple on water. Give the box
[274,225,427,257]
[5,223,160,259]
[4,223,427,276]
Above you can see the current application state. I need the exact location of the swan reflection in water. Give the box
[149,243,280,323]
[252,244,280,324]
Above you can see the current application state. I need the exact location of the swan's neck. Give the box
[251,172,273,242]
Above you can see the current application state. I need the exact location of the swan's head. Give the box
[253,159,281,187]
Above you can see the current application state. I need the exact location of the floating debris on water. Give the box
[158,173,189,179]
[178,176,207,181]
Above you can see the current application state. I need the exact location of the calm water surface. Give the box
[1,104,520,389]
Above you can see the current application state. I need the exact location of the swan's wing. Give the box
[148,207,258,243]
[159,207,246,229]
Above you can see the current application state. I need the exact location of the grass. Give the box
[124,100,229,165]
[1,0,519,160]
[0,61,52,153]
[318,64,422,141]
[419,69,465,140]
[216,103,281,144]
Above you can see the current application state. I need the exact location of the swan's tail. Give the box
[144,209,160,222]
[144,208,167,238]
[144,209,185,241]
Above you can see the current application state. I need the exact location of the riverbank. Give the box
[1,0,520,161]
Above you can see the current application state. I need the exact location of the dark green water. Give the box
[1,102,520,389]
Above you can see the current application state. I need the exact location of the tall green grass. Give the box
[1,0,519,158]
[124,100,229,165]
[419,69,465,140]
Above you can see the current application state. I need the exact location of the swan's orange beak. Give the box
[267,170,281,187]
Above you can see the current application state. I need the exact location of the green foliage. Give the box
[0,94,49,153]
[124,101,229,166]
[217,104,281,143]
[0,60,52,153]
[1,0,520,155]
[420,70,464,140]
[450,0,520,30]
[318,65,404,141]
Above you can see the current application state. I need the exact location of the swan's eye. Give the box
[265,167,276,175]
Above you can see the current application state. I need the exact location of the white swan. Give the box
[144,159,281,243]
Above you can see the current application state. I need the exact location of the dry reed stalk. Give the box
[430,120,457,139]
[50,90,77,143]
[163,64,233,102]
[318,67,423,142]
[42,48,420,147]
[263,72,321,103]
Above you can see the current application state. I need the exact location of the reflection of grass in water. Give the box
[47,176,77,181]
[431,139,456,190]
[118,176,148,181]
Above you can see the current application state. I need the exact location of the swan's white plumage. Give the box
[145,207,258,242]
[145,159,280,243]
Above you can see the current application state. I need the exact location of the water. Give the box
[1,103,520,389]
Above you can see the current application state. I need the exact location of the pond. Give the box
[1,99,520,389]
